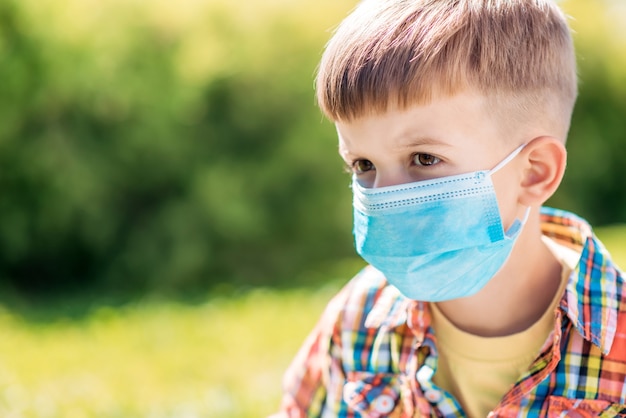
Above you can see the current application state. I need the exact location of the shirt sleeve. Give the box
[272,283,353,417]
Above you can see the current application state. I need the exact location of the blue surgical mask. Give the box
[352,144,529,302]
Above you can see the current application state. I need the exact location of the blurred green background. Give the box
[0,0,624,416]
[0,0,625,298]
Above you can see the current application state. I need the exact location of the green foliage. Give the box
[549,1,626,224]
[0,0,623,295]
[0,0,356,294]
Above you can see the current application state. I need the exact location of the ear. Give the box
[518,136,567,206]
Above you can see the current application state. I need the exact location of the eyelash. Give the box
[345,153,441,174]
[413,153,441,167]
[350,159,375,174]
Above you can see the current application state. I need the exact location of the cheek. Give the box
[355,172,377,188]
[491,167,523,230]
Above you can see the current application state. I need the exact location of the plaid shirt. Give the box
[276,208,626,417]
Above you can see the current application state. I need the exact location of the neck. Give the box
[434,209,563,337]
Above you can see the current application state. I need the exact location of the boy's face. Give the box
[336,91,525,228]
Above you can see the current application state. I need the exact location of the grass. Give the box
[0,226,622,417]
[0,284,344,418]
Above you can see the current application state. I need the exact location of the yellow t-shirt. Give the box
[431,236,579,417]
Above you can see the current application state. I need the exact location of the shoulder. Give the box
[322,266,409,334]
[544,208,626,367]
[605,267,626,362]
[313,266,415,374]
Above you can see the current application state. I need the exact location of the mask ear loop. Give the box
[505,206,531,238]
[489,143,526,175]
[487,143,530,238]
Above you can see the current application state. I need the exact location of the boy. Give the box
[274,0,626,416]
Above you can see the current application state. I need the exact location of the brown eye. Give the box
[353,159,375,174]
[413,153,440,166]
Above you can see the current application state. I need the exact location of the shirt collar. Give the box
[542,207,623,355]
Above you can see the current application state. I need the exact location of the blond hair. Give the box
[316,0,578,138]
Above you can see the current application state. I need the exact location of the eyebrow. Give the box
[399,136,452,149]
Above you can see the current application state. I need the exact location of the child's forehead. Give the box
[335,92,513,152]
[335,90,499,127]
[332,85,506,120]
